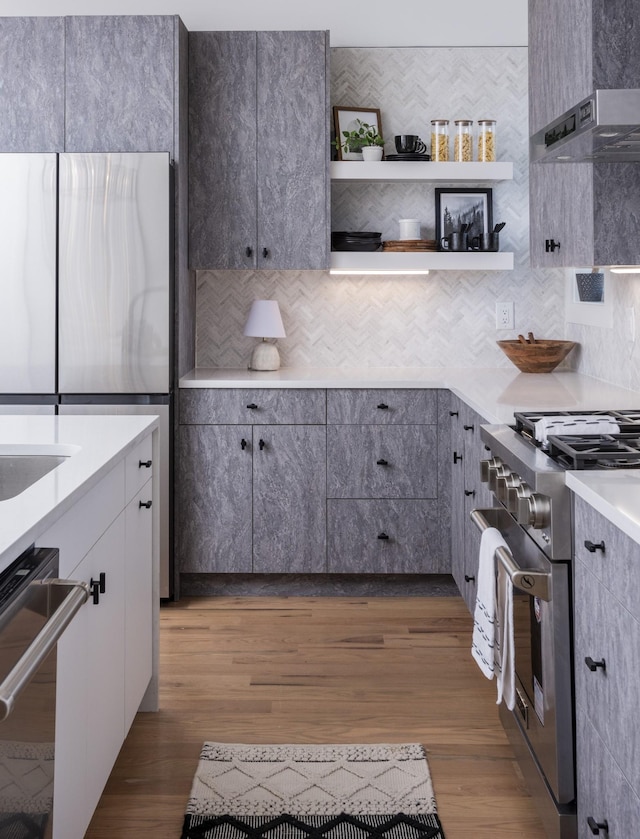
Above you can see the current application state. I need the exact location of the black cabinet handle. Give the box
[139,500,152,509]
[138,459,152,468]
[377,403,389,410]
[90,572,106,605]
[453,452,462,463]
[464,574,476,583]
[464,489,476,497]
[241,438,247,450]
[245,246,253,257]
[377,532,389,540]
[259,438,265,451]
[585,656,606,672]
[587,817,608,835]
[376,458,389,466]
[246,403,258,410]
[584,540,605,553]
[545,238,561,253]
[262,247,270,258]
[449,410,459,417]
[463,424,474,431]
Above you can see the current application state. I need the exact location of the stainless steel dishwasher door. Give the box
[0,547,88,838]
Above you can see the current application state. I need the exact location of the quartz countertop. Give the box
[566,470,640,546]
[0,414,158,571]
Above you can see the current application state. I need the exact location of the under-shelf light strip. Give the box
[329,269,430,275]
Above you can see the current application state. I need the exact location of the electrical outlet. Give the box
[496,301,515,330]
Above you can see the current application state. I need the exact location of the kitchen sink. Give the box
[0,445,78,501]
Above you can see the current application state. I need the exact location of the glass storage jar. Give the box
[454,119,473,162]
[430,119,450,161]
[478,119,496,162]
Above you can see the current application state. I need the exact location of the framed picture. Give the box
[435,188,493,242]
[333,106,383,160]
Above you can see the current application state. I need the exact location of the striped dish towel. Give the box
[471,527,507,679]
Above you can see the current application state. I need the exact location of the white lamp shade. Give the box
[243,300,286,338]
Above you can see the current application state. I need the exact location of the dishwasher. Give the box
[0,546,88,839]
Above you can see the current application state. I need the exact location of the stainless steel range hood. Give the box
[531,89,640,163]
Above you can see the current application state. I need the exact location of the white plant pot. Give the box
[361,145,384,161]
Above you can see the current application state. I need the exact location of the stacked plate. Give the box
[385,153,431,161]
[331,231,382,252]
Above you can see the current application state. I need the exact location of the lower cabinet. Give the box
[573,495,640,837]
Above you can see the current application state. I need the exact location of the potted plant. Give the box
[333,119,385,161]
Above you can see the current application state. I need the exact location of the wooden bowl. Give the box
[497,339,577,373]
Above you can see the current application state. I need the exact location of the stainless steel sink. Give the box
[0,454,69,501]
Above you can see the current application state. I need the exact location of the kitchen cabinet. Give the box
[189,30,330,270]
[326,389,449,574]
[177,389,327,573]
[528,0,640,267]
[450,395,493,613]
[330,161,514,272]
[573,495,640,836]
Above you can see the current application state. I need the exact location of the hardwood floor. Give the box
[85,596,546,838]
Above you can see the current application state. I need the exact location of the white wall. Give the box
[0,0,528,46]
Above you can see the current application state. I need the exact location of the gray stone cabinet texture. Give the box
[188,30,330,270]
[528,0,640,267]
[573,495,640,835]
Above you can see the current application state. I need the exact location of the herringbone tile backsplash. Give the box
[196,46,567,370]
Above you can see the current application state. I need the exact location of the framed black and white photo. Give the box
[333,106,383,160]
[435,187,493,241]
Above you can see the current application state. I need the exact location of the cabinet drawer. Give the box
[180,388,326,425]
[327,500,448,574]
[574,555,640,792]
[576,711,640,838]
[327,389,438,424]
[125,434,153,505]
[327,425,437,498]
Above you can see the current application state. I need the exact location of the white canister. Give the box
[399,218,421,240]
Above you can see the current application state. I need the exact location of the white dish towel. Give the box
[534,415,620,447]
[471,526,515,710]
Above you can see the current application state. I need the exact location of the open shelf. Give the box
[330,250,514,273]
[330,160,514,183]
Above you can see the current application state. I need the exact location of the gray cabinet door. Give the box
[253,425,326,573]
[450,397,467,599]
[176,425,252,573]
[180,388,326,425]
[327,389,438,425]
[188,31,257,269]
[64,16,178,153]
[0,17,65,152]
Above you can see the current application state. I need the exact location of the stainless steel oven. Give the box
[0,546,88,838]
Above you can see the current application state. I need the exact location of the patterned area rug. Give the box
[181,743,445,839]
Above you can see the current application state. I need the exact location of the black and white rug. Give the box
[181,742,445,839]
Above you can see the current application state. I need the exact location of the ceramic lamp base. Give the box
[250,340,281,371]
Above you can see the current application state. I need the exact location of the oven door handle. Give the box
[0,579,90,721]
[470,508,551,602]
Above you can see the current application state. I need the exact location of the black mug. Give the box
[471,232,499,252]
[395,134,427,154]
[441,232,468,252]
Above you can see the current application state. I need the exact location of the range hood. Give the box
[531,89,640,163]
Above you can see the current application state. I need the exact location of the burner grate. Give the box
[514,410,640,448]
[546,433,640,470]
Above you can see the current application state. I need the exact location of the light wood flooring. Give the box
[85,596,546,838]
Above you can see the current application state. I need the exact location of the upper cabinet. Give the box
[188,30,330,271]
[528,0,640,267]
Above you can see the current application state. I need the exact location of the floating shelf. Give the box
[330,250,515,273]
[330,160,513,183]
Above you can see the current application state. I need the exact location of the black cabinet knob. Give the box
[259,438,266,451]
[464,489,476,497]
[453,452,462,463]
[138,459,152,468]
[245,246,253,257]
[464,574,476,583]
[587,817,608,835]
[262,247,270,258]
[241,438,248,450]
[449,410,459,417]
[246,403,258,410]
[585,656,606,673]
[139,500,152,509]
[377,403,389,410]
[463,424,474,431]
[376,458,389,466]
[377,532,389,540]
[90,572,106,605]
[545,238,561,253]
[584,540,605,553]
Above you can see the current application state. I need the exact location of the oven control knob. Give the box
[488,464,511,493]
[480,457,502,483]
[518,492,552,529]
[496,473,521,505]
[507,482,532,516]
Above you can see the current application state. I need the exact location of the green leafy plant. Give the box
[333,119,384,154]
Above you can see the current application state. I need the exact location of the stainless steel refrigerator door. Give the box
[58,153,171,394]
[0,154,57,394]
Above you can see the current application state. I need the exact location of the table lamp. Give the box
[243,300,286,370]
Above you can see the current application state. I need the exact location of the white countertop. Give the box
[181,366,640,544]
[0,414,158,571]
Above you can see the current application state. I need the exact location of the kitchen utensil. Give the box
[518,334,527,344]
[441,231,468,252]
[528,332,536,343]
[394,135,427,154]
[493,222,506,233]
[497,338,577,373]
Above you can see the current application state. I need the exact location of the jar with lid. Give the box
[430,119,449,161]
[454,120,473,162]
[477,119,496,162]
